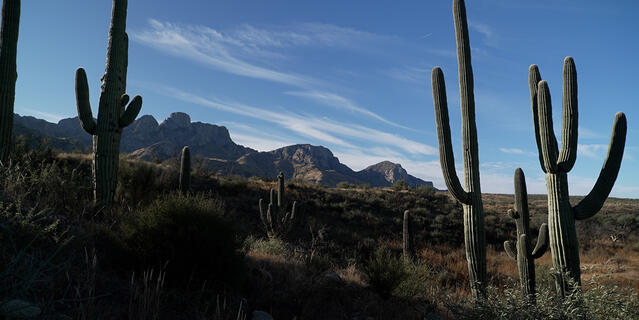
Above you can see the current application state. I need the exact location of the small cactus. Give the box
[0,0,20,161]
[179,146,190,194]
[503,168,548,301]
[75,0,142,206]
[431,0,486,299]
[403,210,415,260]
[529,57,626,296]
[258,172,297,239]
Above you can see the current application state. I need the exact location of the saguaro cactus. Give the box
[75,0,142,206]
[431,0,486,299]
[179,146,190,194]
[258,172,297,239]
[529,57,626,296]
[403,210,415,260]
[0,0,20,161]
[503,168,548,301]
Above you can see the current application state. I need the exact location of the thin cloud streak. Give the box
[284,90,414,130]
[147,83,437,156]
[132,19,415,131]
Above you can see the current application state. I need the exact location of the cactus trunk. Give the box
[504,168,548,301]
[431,0,486,299]
[0,0,19,161]
[403,210,415,260]
[546,173,580,295]
[75,0,142,207]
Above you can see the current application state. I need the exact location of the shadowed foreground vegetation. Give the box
[1,141,638,319]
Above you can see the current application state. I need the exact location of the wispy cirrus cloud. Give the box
[132,19,317,87]
[284,90,413,130]
[578,144,608,158]
[132,19,416,130]
[469,21,500,48]
[17,108,65,123]
[144,83,437,156]
[499,147,535,156]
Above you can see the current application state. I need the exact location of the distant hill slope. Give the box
[13,112,434,188]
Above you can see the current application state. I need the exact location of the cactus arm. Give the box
[573,112,627,220]
[529,65,546,173]
[537,80,559,173]
[119,94,142,127]
[531,223,549,259]
[504,240,517,260]
[74,68,97,135]
[432,67,471,204]
[557,57,578,172]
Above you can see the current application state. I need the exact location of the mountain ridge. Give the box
[13,112,434,188]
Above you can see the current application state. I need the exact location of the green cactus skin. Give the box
[0,0,20,161]
[403,210,415,261]
[75,0,142,206]
[179,146,190,194]
[431,0,486,300]
[503,168,549,301]
[529,57,627,296]
[258,172,297,239]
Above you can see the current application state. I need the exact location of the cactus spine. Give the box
[403,210,415,260]
[503,168,549,301]
[75,0,142,206]
[0,0,19,161]
[431,0,486,299]
[258,172,297,239]
[529,57,627,296]
[179,146,190,194]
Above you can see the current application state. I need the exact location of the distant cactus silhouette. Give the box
[0,0,20,161]
[258,172,297,239]
[75,0,142,206]
[528,57,626,296]
[403,210,415,260]
[431,0,486,299]
[179,146,190,194]
[503,168,548,302]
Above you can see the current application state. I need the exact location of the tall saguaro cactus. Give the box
[504,168,549,301]
[0,0,20,161]
[403,210,415,261]
[258,172,297,239]
[75,0,142,206]
[431,0,486,299]
[179,146,191,194]
[529,57,627,296]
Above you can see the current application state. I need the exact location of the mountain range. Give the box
[13,112,433,188]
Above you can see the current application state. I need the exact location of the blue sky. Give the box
[13,0,639,197]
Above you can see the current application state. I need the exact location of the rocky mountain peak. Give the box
[160,112,191,130]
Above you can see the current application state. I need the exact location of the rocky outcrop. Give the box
[359,161,433,187]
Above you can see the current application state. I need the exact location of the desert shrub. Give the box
[336,181,357,189]
[244,236,290,257]
[447,274,639,320]
[116,159,178,207]
[217,175,248,194]
[0,149,92,214]
[391,179,410,191]
[119,194,243,288]
[362,246,407,299]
